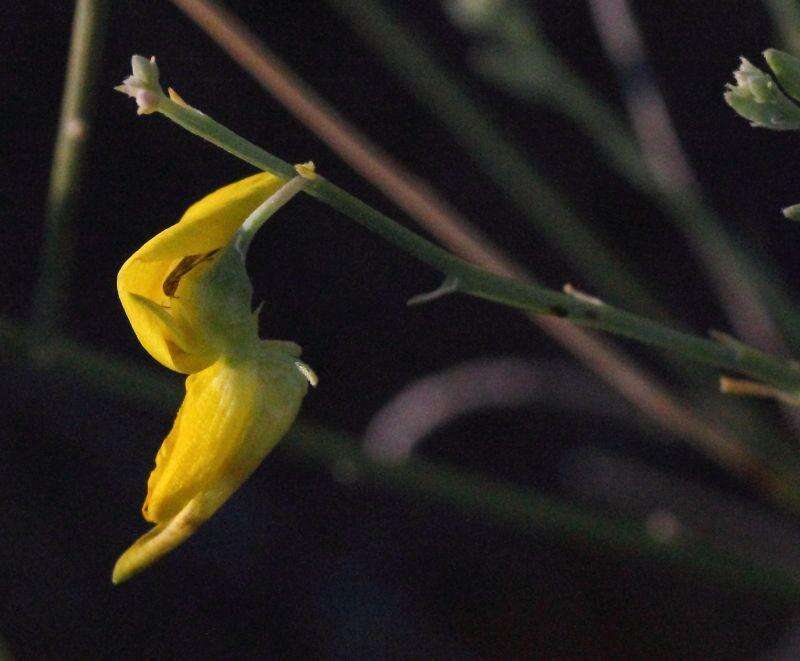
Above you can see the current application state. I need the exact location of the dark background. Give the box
[4,1,800,658]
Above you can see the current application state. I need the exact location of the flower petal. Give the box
[112,493,216,584]
[134,172,284,263]
[120,292,214,373]
[143,355,307,524]
[143,360,256,522]
[117,172,283,372]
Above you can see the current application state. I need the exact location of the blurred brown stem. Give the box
[588,0,783,356]
[721,376,800,407]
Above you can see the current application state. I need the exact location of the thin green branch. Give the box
[1,314,798,600]
[321,0,665,319]
[322,0,759,413]
[33,0,107,337]
[145,89,800,393]
[288,425,800,601]
[460,0,800,353]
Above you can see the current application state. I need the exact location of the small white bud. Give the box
[131,55,159,87]
[725,57,800,130]
[115,55,165,116]
[134,89,161,115]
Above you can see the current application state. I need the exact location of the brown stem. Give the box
[721,376,800,408]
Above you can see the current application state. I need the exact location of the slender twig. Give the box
[314,0,800,462]
[33,0,107,338]
[589,0,800,438]
[458,0,800,354]
[162,0,772,502]
[291,424,800,600]
[150,91,800,394]
[1,315,799,600]
[300,0,669,319]
[164,0,526,280]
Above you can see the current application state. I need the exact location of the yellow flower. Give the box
[113,172,315,584]
[117,172,284,373]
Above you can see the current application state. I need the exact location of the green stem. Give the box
[1,314,798,601]
[236,173,309,254]
[471,1,800,353]
[554,51,800,355]
[287,425,800,601]
[153,94,800,391]
[322,0,737,399]
[33,0,107,337]
[322,0,665,319]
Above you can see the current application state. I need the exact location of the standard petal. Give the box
[117,172,282,371]
[133,172,284,263]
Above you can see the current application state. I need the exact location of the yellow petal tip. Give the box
[111,560,131,585]
[111,497,205,584]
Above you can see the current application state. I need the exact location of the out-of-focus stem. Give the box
[765,0,800,56]
[33,0,107,338]
[587,0,786,355]
[2,314,799,601]
[456,0,800,355]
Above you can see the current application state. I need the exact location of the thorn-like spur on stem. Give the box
[563,283,603,307]
[294,161,317,180]
[720,376,800,407]
[407,276,460,306]
[294,361,319,387]
[167,86,192,109]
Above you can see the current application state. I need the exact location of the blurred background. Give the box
[6,0,800,658]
